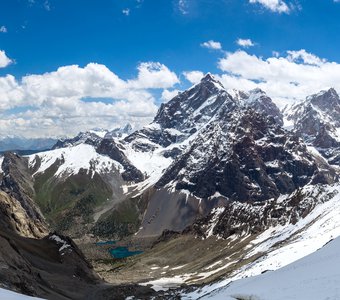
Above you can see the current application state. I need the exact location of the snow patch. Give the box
[0,156,4,174]
[28,144,124,178]
[49,234,71,254]
[0,288,44,300]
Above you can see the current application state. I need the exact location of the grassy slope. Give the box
[33,162,112,235]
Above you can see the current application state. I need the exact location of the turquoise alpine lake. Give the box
[108,246,143,259]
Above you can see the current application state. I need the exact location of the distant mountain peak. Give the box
[249,87,266,95]
[283,87,340,162]
[307,88,340,111]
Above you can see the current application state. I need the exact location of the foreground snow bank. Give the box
[201,236,340,300]
[0,288,44,300]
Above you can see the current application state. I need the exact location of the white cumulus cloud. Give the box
[161,89,181,102]
[0,61,179,138]
[217,49,340,106]
[122,8,130,16]
[183,70,204,84]
[249,0,290,13]
[128,62,179,89]
[0,50,12,68]
[0,26,7,33]
[236,38,255,48]
[201,40,222,50]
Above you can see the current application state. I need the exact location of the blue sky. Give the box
[0,0,340,137]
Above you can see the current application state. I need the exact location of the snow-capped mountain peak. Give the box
[104,123,134,139]
[200,72,225,90]
[283,88,340,164]
[307,87,340,111]
[88,128,109,138]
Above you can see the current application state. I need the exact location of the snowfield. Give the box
[0,288,44,300]
[28,143,124,178]
[200,235,340,300]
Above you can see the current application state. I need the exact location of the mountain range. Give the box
[0,73,340,299]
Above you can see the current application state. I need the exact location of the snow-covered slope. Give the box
[0,288,43,300]
[200,235,340,300]
[28,143,124,178]
[181,183,340,298]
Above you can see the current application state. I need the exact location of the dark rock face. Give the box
[0,228,157,299]
[309,88,340,116]
[155,108,337,202]
[53,131,103,149]
[125,125,180,149]
[188,185,337,240]
[124,74,236,153]
[96,139,144,182]
[285,89,340,147]
[284,88,340,166]
[240,88,284,126]
[154,74,228,131]
[0,152,47,237]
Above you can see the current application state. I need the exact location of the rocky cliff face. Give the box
[0,152,48,238]
[0,227,156,300]
[155,108,336,202]
[120,75,339,236]
[188,184,337,239]
[284,88,340,164]
[53,131,104,149]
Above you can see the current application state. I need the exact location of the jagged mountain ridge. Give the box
[0,152,48,238]
[1,73,340,298]
[124,74,283,153]
[121,75,339,236]
[10,74,339,239]
[284,88,340,165]
[155,107,336,201]
[53,123,134,150]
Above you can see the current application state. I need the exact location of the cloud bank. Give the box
[217,49,340,106]
[0,61,179,138]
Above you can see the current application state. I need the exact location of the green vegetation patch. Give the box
[91,196,142,239]
[33,165,112,232]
